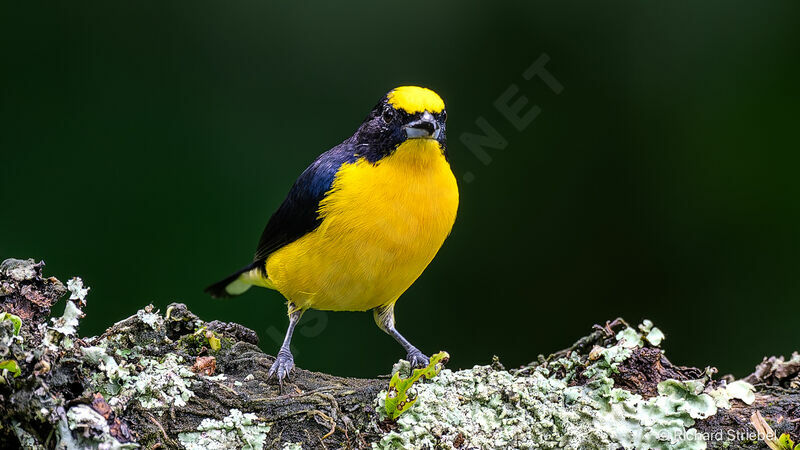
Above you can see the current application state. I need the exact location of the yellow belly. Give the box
[264,139,459,312]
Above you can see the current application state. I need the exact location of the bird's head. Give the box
[354,86,447,161]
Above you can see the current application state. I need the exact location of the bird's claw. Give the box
[268,349,295,388]
[407,349,430,368]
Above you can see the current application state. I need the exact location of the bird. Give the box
[205,86,459,384]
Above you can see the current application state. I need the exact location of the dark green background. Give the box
[2,2,798,378]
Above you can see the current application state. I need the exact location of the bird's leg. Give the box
[268,305,304,387]
[374,303,429,368]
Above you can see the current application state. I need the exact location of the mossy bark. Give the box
[0,258,798,449]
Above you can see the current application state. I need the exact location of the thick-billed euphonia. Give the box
[206,86,458,383]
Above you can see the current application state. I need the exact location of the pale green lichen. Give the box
[83,344,130,398]
[65,405,139,449]
[616,327,644,348]
[42,284,85,351]
[374,320,731,450]
[86,315,199,410]
[709,380,756,408]
[136,309,162,330]
[3,266,141,448]
[0,258,40,281]
[67,276,90,302]
[42,277,88,350]
[178,409,270,450]
[587,342,633,376]
[82,346,130,380]
[205,373,227,382]
[724,380,755,405]
[87,348,196,411]
[11,419,45,450]
[47,300,82,338]
[592,379,716,450]
[614,322,665,350]
[656,379,717,419]
[639,319,666,346]
[124,353,195,409]
[376,364,608,449]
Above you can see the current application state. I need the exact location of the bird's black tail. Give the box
[204,261,261,299]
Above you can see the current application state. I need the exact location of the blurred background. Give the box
[2,1,798,378]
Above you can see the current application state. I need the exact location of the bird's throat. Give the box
[387,138,446,168]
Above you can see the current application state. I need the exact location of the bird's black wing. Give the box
[253,140,357,264]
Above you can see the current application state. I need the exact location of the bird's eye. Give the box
[440,110,447,122]
[382,108,395,124]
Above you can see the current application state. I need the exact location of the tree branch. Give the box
[1,258,797,449]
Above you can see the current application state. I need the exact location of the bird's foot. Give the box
[406,349,430,368]
[268,348,294,387]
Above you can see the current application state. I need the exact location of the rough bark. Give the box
[0,258,798,449]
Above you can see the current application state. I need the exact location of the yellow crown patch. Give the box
[387,86,445,114]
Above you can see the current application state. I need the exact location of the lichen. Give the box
[0,258,40,282]
[616,326,644,348]
[709,380,756,408]
[374,320,738,450]
[67,277,90,303]
[64,404,138,449]
[639,319,666,346]
[10,420,44,450]
[136,309,162,330]
[51,300,82,336]
[592,379,717,450]
[83,339,196,411]
[42,277,87,351]
[118,353,195,409]
[177,409,270,450]
[376,364,610,449]
[82,346,130,380]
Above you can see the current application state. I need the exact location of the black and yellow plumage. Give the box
[206,86,458,382]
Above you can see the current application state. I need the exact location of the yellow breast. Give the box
[264,139,459,312]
